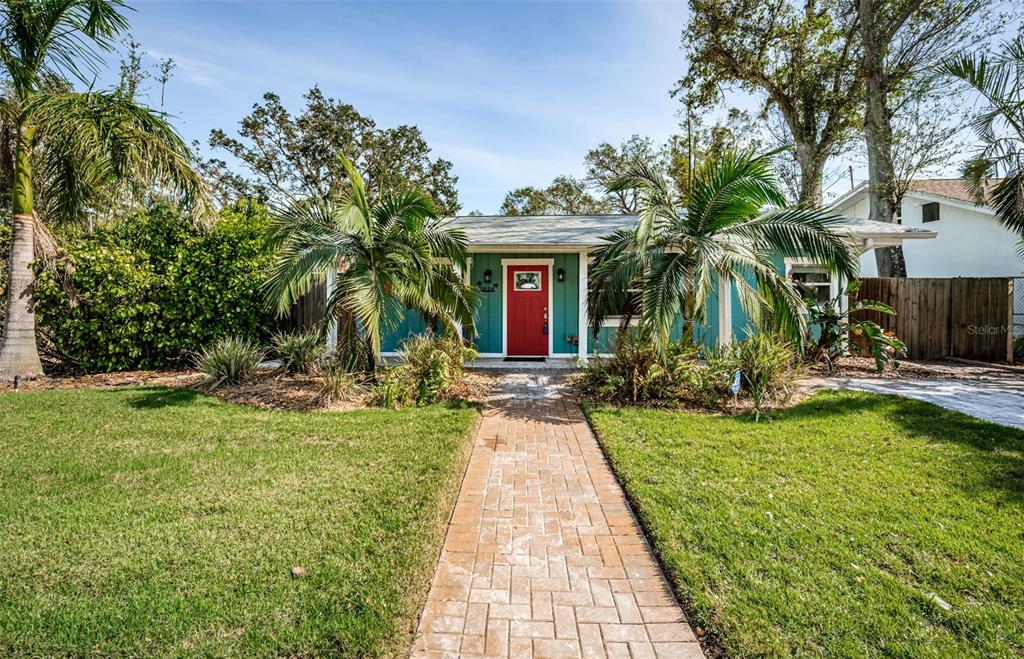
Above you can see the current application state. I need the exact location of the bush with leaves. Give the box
[573,329,713,405]
[369,332,476,407]
[1014,335,1024,363]
[804,280,905,371]
[195,336,266,388]
[736,332,802,420]
[32,201,275,372]
[272,330,324,374]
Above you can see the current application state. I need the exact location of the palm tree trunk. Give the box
[0,127,43,379]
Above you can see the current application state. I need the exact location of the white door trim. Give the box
[501,259,555,357]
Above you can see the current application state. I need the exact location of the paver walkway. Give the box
[412,373,703,659]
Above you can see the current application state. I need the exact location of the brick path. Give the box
[412,374,703,658]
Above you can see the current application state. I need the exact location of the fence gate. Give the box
[856,277,1014,363]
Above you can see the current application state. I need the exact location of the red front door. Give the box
[507,265,549,356]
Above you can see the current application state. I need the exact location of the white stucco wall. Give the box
[850,195,1024,278]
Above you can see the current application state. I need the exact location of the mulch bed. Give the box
[805,356,949,380]
[0,367,497,413]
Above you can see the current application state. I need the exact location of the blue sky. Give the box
[120,0,692,213]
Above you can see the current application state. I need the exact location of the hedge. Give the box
[33,201,276,372]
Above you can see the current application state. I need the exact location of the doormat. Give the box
[504,357,546,363]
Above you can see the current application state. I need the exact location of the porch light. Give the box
[483,269,492,283]
[557,268,565,282]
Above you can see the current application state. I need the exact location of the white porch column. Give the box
[578,251,589,361]
[325,267,338,352]
[717,273,732,348]
[453,262,464,340]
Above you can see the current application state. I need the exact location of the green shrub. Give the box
[1014,334,1024,362]
[369,333,476,407]
[32,201,275,372]
[689,346,742,408]
[369,365,417,409]
[573,330,701,404]
[574,329,800,416]
[195,336,266,388]
[736,332,802,419]
[272,330,324,374]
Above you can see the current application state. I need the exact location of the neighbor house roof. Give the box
[447,213,934,250]
[830,178,998,214]
[906,178,1001,204]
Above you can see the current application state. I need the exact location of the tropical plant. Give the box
[272,330,324,375]
[265,155,476,370]
[195,336,265,389]
[735,332,802,421]
[804,280,906,372]
[374,332,476,406]
[941,36,1024,249]
[0,0,209,379]
[588,149,859,353]
[317,357,364,406]
[573,329,687,404]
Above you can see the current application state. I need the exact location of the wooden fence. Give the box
[277,281,326,333]
[855,277,1015,362]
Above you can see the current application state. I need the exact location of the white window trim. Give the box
[784,258,843,311]
[501,258,555,358]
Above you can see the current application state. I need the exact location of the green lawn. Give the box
[587,391,1024,658]
[0,387,478,657]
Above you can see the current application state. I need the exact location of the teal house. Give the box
[373,214,934,361]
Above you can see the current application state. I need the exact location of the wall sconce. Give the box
[483,269,492,283]
[557,268,565,282]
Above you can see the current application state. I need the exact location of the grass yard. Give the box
[587,391,1024,658]
[0,387,479,657]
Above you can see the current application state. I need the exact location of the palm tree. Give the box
[266,155,477,370]
[0,0,209,378]
[588,149,859,351]
[941,36,1024,251]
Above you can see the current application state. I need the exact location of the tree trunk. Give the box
[859,0,907,277]
[0,127,43,379]
[794,140,825,206]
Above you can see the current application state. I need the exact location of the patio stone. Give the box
[412,373,704,658]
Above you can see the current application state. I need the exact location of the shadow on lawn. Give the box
[126,386,204,409]
[765,391,1024,503]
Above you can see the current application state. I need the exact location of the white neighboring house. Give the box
[830,179,1024,278]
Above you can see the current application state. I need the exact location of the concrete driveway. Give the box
[809,372,1024,430]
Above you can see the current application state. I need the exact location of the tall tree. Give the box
[584,135,659,213]
[266,156,476,370]
[499,176,608,216]
[683,0,863,204]
[204,87,460,215]
[588,149,858,350]
[941,35,1024,246]
[0,0,209,379]
[855,0,989,276]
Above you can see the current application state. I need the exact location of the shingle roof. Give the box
[448,214,637,248]
[907,178,1000,204]
[446,213,934,248]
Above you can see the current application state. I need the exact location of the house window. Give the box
[895,204,902,224]
[922,201,940,223]
[514,271,542,290]
[587,265,641,325]
[790,267,833,305]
